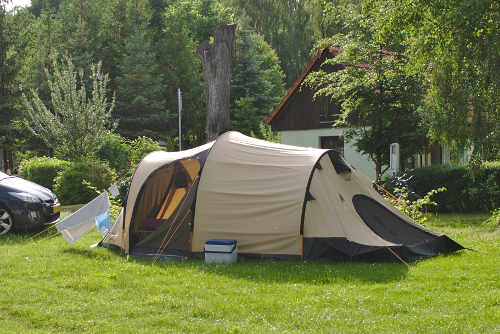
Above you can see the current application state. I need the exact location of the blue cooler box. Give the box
[204,239,238,264]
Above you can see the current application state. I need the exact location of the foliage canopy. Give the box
[306,5,427,177]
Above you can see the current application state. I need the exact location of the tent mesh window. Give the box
[320,136,344,155]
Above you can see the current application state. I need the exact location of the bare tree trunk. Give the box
[196,24,236,141]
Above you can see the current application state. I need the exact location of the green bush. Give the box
[54,160,116,205]
[18,157,70,190]
[129,136,164,168]
[383,162,500,212]
[385,186,447,225]
[483,208,500,230]
[96,132,130,176]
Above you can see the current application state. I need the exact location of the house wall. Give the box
[280,128,378,180]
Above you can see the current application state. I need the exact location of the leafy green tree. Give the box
[30,0,63,16]
[115,30,175,141]
[223,0,315,86]
[306,6,427,179]
[17,8,61,95]
[148,0,166,42]
[0,3,43,159]
[383,0,500,160]
[306,0,363,40]
[22,54,115,161]
[0,1,17,150]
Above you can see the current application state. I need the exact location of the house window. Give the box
[320,136,344,155]
[319,97,340,124]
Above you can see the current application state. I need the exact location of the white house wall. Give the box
[280,129,378,180]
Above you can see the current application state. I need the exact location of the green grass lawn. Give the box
[1,210,498,333]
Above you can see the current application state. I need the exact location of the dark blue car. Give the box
[0,171,60,235]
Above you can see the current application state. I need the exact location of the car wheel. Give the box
[0,206,14,236]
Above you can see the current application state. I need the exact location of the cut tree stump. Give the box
[196,24,236,141]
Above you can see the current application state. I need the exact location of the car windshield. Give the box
[0,171,11,181]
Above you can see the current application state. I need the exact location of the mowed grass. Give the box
[0,210,498,333]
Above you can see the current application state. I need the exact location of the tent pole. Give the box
[387,247,409,266]
[178,88,182,151]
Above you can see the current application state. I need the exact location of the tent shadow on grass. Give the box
[189,261,409,285]
[63,246,409,284]
[63,244,469,285]
[61,247,118,261]
[133,257,410,285]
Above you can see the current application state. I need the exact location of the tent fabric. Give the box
[103,131,462,262]
[303,154,395,247]
[192,132,327,255]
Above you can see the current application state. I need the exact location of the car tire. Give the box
[0,205,14,236]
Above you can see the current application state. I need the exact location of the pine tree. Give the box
[115,30,175,141]
[231,22,285,136]
[0,2,20,150]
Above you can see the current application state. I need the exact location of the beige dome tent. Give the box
[102,131,462,261]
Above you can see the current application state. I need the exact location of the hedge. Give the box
[54,160,116,205]
[18,157,70,190]
[96,132,130,176]
[383,162,500,212]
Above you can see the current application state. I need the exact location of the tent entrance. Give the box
[130,158,201,254]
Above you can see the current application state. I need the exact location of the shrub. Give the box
[22,54,115,161]
[483,208,500,230]
[54,160,116,205]
[385,187,447,225]
[18,156,70,190]
[129,136,164,168]
[13,150,40,168]
[96,132,130,176]
[383,162,500,212]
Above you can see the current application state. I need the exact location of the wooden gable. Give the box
[266,47,343,131]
